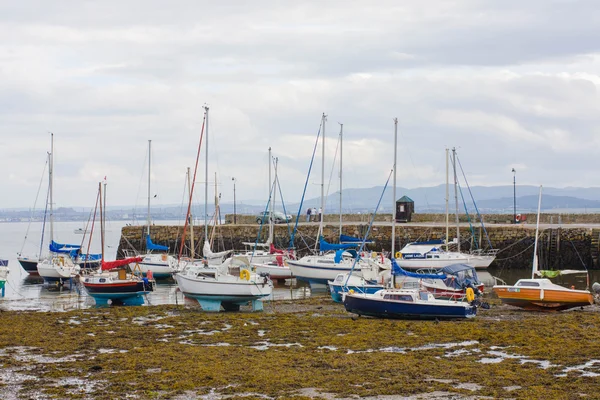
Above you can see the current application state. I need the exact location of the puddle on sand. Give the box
[479,350,555,369]
[249,341,304,351]
[557,360,600,377]
[346,341,479,355]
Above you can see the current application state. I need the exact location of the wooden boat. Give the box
[343,288,478,320]
[492,186,594,311]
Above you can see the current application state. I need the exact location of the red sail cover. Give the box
[269,243,296,260]
[101,257,143,271]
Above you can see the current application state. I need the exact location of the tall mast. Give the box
[187,167,194,258]
[532,185,543,278]
[392,118,397,257]
[204,105,209,242]
[318,112,326,241]
[453,147,460,252]
[49,133,54,244]
[147,140,151,238]
[268,147,273,244]
[339,123,343,238]
[445,148,449,248]
[103,179,107,260]
[271,157,278,245]
[99,182,104,261]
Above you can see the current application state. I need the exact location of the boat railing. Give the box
[492,275,507,286]
[469,248,499,257]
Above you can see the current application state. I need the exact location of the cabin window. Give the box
[317,259,334,264]
[434,255,440,259]
[517,281,540,287]
[99,278,106,283]
[419,292,429,300]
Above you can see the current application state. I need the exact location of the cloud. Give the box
[1,1,600,208]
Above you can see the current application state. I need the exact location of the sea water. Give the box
[0,220,312,311]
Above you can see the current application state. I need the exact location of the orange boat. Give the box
[492,278,594,311]
[492,185,594,311]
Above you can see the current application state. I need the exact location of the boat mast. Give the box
[339,123,343,238]
[317,112,326,249]
[49,133,54,245]
[532,185,543,278]
[147,140,151,241]
[99,182,104,262]
[204,105,209,242]
[453,147,460,252]
[392,118,397,257]
[445,148,449,248]
[187,167,194,258]
[268,147,273,245]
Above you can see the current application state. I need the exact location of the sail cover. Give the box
[49,240,81,253]
[391,258,447,279]
[339,234,373,244]
[319,237,359,252]
[146,235,168,251]
[101,257,143,271]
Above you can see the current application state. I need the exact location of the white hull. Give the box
[287,256,363,284]
[253,262,292,279]
[135,254,180,278]
[175,272,272,299]
[397,254,495,270]
[37,257,80,281]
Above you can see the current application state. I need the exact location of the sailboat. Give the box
[250,150,294,280]
[396,148,497,270]
[133,140,180,278]
[492,186,594,311]
[36,134,81,283]
[174,106,273,312]
[288,115,387,288]
[17,153,49,275]
[81,181,155,306]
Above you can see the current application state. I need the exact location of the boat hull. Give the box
[493,286,594,311]
[287,259,360,285]
[135,254,179,279]
[253,263,293,280]
[343,294,477,320]
[397,255,494,270]
[174,272,272,311]
[18,257,39,275]
[420,281,485,301]
[37,260,79,283]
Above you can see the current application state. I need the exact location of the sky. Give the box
[2,0,600,210]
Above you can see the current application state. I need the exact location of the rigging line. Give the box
[344,168,393,288]
[323,131,341,214]
[79,202,96,251]
[276,170,293,242]
[19,156,48,256]
[84,189,100,261]
[455,153,493,249]
[178,113,206,261]
[133,148,148,227]
[39,178,51,259]
[450,154,478,249]
[289,117,323,250]
[252,180,276,260]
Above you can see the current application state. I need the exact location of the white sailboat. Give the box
[133,140,180,278]
[396,148,497,270]
[37,134,80,283]
[251,151,293,279]
[288,114,388,288]
[174,106,273,311]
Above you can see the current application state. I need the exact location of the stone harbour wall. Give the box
[118,222,600,270]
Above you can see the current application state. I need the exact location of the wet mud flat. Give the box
[0,298,599,399]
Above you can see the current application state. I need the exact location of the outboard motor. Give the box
[592,282,600,295]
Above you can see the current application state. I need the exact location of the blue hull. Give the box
[344,295,476,320]
[88,292,147,306]
[329,283,383,303]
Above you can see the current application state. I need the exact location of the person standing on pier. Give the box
[306,207,312,222]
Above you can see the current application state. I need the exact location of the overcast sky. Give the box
[2,0,600,210]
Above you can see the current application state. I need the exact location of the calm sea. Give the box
[0,220,598,312]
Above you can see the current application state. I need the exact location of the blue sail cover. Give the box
[146,235,168,251]
[319,236,359,252]
[78,253,102,261]
[49,240,81,253]
[391,258,447,280]
[339,234,374,244]
[334,249,358,263]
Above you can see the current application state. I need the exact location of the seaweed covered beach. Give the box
[0,297,599,399]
